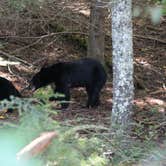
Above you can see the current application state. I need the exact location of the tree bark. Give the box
[111,0,134,131]
[87,0,106,64]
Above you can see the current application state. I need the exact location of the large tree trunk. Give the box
[111,0,134,131]
[87,0,106,64]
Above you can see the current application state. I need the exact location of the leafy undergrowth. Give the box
[0,88,166,166]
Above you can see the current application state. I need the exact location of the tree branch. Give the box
[0,50,31,66]
[134,34,166,44]
[0,32,88,40]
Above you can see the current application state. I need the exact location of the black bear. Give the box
[0,77,21,112]
[0,77,21,101]
[27,58,107,108]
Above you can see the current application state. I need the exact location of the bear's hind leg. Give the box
[86,86,100,108]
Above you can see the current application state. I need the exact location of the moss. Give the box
[48,22,88,51]
[65,34,87,51]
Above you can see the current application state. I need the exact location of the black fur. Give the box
[0,77,21,100]
[28,58,107,108]
[0,77,21,112]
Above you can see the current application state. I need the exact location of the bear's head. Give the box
[32,67,52,90]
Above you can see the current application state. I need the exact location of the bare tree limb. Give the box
[0,50,31,67]
[134,34,166,44]
[0,32,88,40]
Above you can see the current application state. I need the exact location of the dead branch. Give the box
[134,34,166,44]
[5,32,87,54]
[0,32,88,40]
[16,131,58,161]
[0,50,31,67]
[146,25,164,31]
[11,37,44,54]
[150,89,166,95]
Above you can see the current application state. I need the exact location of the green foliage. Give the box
[44,134,109,166]
[161,0,166,14]
[148,6,163,24]
[111,137,155,165]
[65,34,88,51]
[133,0,166,23]
[139,146,166,165]
[0,93,109,166]
[152,0,166,4]
[0,91,164,166]
[33,86,54,102]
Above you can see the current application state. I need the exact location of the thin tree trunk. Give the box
[111,0,134,131]
[87,0,106,64]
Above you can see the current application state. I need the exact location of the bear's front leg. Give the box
[50,84,70,109]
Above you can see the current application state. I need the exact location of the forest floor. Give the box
[0,0,165,142]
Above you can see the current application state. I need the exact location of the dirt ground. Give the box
[0,0,165,140]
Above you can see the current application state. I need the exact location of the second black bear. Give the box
[27,58,107,108]
[0,77,21,112]
[0,77,21,101]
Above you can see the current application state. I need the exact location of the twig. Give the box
[7,64,24,79]
[146,25,163,31]
[150,89,166,95]
[0,32,88,40]
[134,34,166,44]
[11,36,44,54]
[1,32,88,54]
[0,50,31,67]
